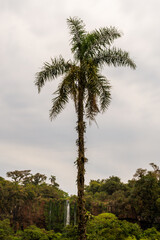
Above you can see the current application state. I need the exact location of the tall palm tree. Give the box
[35,17,136,240]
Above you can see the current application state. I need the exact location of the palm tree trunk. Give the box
[77,80,87,240]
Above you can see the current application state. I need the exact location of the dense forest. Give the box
[0,163,160,239]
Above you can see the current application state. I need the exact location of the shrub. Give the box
[87,213,142,240]
[142,227,160,240]
[0,219,14,240]
[22,225,49,240]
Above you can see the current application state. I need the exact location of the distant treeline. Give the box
[0,170,68,232]
[0,163,160,234]
[84,163,160,230]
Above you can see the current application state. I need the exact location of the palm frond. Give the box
[85,64,100,120]
[96,75,111,112]
[85,70,111,120]
[49,80,70,120]
[94,47,136,69]
[49,63,80,119]
[62,64,80,112]
[35,56,70,93]
[82,27,121,58]
[85,93,99,121]
[67,17,86,60]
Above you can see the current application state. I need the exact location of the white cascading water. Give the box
[66,200,70,225]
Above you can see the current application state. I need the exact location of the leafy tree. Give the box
[150,163,160,181]
[142,227,160,240]
[100,176,126,195]
[35,17,136,240]
[6,170,31,183]
[87,213,142,240]
[31,173,47,185]
[49,175,59,188]
[22,173,47,186]
[84,164,160,227]
[85,180,101,195]
[133,168,147,180]
[22,225,47,240]
[21,225,62,239]
[0,219,14,240]
[61,225,78,240]
[6,171,47,186]
[0,171,67,232]
[131,171,159,227]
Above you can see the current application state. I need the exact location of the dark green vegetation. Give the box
[0,164,160,239]
[0,170,68,232]
[1,214,160,240]
[35,17,136,240]
[85,163,160,230]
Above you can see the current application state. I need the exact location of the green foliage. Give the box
[49,176,59,188]
[0,172,67,232]
[0,219,14,240]
[84,163,160,229]
[10,237,22,240]
[25,183,37,200]
[85,176,126,196]
[1,163,160,237]
[45,200,65,231]
[1,215,160,240]
[131,171,159,225]
[85,180,101,194]
[87,213,142,240]
[45,199,77,232]
[6,170,31,183]
[142,227,160,240]
[125,237,136,240]
[6,170,48,186]
[100,176,127,195]
[23,225,48,240]
[61,225,78,240]
[35,17,135,122]
[30,173,47,185]
[21,225,63,240]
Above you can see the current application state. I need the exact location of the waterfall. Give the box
[65,200,70,226]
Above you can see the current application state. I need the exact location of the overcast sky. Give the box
[1,0,160,195]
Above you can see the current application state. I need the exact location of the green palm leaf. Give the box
[35,56,70,93]
[96,75,111,112]
[49,80,70,119]
[82,27,122,59]
[94,47,136,68]
[67,17,86,60]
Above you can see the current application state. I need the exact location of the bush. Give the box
[22,225,49,240]
[141,227,160,240]
[61,225,78,240]
[0,219,14,240]
[87,213,142,240]
[22,225,63,240]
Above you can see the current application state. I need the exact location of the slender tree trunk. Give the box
[77,78,87,240]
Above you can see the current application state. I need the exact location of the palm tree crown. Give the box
[35,17,136,122]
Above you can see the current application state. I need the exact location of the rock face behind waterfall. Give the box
[0,172,84,232]
[45,199,77,231]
